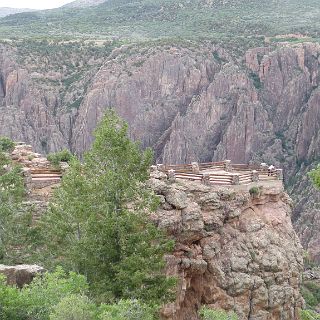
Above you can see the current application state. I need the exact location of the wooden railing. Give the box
[152,160,283,186]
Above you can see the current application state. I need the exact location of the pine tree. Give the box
[0,148,29,263]
[40,110,175,304]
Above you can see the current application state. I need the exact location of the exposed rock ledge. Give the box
[0,264,45,288]
[149,174,304,320]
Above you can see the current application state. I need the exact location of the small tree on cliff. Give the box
[309,164,320,189]
[40,110,175,304]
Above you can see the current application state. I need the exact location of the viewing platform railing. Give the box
[152,160,283,186]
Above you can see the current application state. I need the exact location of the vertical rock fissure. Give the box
[247,280,256,320]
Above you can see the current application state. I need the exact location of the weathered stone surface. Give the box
[0,264,45,288]
[164,189,189,210]
[149,178,304,320]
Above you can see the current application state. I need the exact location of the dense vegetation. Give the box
[0,140,31,264]
[0,137,15,152]
[37,111,175,304]
[0,266,237,319]
[0,268,159,320]
[47,149,73,167]
[0,0,320,49]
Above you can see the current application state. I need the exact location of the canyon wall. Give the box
[149,172,304,320]
[0,41,319,261]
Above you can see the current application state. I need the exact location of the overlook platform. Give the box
[152,160,283,186]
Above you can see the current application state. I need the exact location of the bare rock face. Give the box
[72,45,220,159]
[0,41,320,262]
[0,45,68,153]
[0,264,45,288]
[11,144,51,168]
[72,42,320,262]
[149,176,304,320]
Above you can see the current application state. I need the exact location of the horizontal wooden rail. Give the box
[154,161,283,185]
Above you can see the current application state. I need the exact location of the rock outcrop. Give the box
[0,264,45,288]
[0,41,319,262]
[149,174,304,320]
[2,141,304,318]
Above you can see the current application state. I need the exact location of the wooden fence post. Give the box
[260,163,268,171]
[231,173,240,185]
[191,162,200,174]
[224,160,232,172]
[252,170,259,182]
[202,173,210,186]
[276,169,283,180]
[168,169,176,182]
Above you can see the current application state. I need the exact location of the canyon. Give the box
[0,40,319,263]
[0,144,305,319]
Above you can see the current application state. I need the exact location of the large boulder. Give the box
[0,264,45,288]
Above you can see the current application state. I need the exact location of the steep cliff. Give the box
[5,142,305,319]
[0,40,319,262]
[149,173,304,320]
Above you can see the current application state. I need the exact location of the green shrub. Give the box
[0,275,159,320]
[47,149,73,167]
[49,294,97,320]
[0,152,10,173]
[302,287,318,307]
[22,267,88,319]
[249,186,260,196]
[302,281,320,308]
[300,309,320,320]
[199,307,238,320]
[99,299,157,320]
[249,72,262,89]
[0,137,15,153]
[309,164,320,190]
[0,267,89,320]
[0,274,24,320]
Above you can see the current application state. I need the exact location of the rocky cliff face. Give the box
[0,44,68,153]
[0,41,319,262]
[149,173,304,320]
[6,142,305,319]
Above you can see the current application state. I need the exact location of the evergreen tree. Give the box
[0,148,30,263]
[40,110,175,304]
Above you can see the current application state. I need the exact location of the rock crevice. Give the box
[149,175,304,320]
